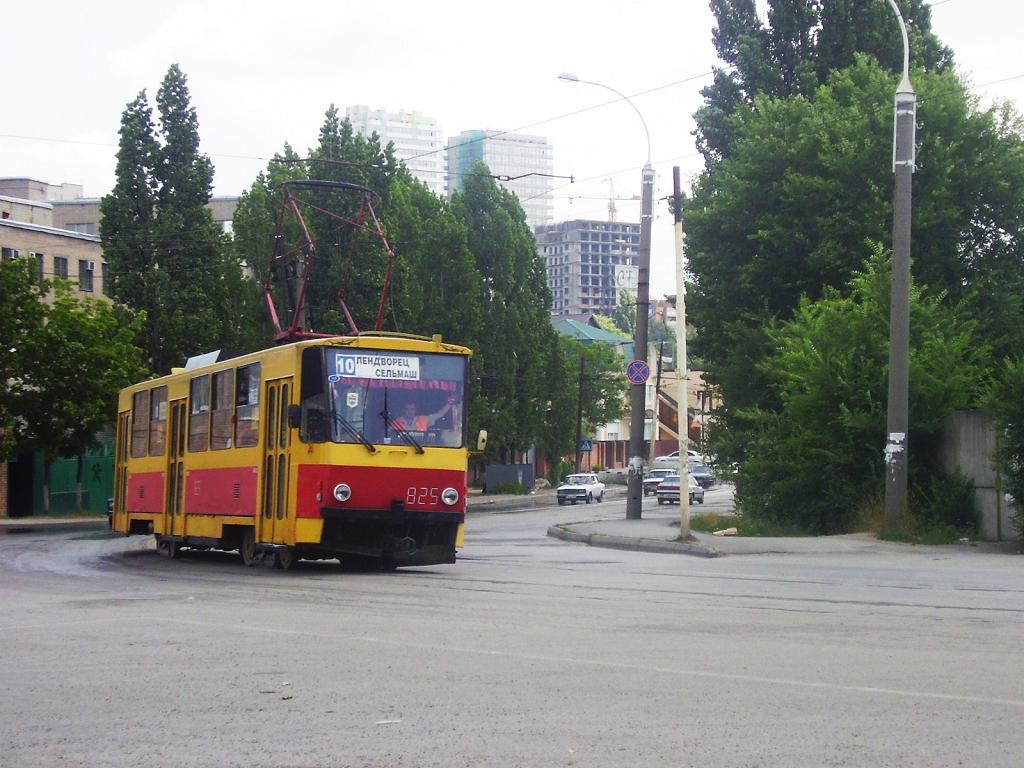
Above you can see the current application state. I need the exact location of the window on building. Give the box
[1,247,19,260]
[35,252,44,283]
[53,256,68,280]
[78,260,94,292]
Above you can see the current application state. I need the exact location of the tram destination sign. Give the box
[334,354,421,381]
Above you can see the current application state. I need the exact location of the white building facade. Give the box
[346,106,446,197]
[446,130,553,230]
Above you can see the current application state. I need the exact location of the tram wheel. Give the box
[274,546,298,570]
[239,529,257,567]
[156,537,180,559]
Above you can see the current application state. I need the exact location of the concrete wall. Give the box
[939,410,1019,541]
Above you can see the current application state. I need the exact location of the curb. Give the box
[547,525,721,558]
[0,517,110,531]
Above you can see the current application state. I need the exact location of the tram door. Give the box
[164,399,187,538]
[259,379,293,545]
[114,411,130,523]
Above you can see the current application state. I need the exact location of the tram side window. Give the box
[300,348,328,442]
[210,370,234,450]
[131,390,150,458]
[189,375,211,452]
[235,363,261,448]
[149,386,168,456]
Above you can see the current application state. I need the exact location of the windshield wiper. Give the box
[384,415,425,454]
[334,412,376,454]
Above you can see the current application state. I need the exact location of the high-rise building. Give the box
[346,106,446,197]
[447,130,553,230]
[536,219,640,316]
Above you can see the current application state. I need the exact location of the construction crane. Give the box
[605,177,617,222]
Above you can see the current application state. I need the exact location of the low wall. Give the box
[939,411,1019,541]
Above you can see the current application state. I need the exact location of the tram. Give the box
[111,333,476,569]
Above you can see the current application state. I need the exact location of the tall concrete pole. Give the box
[626,162,655,519]
[884,1,916,526]
[558,73,653,521]
[674,167,690,538]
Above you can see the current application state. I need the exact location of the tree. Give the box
[101,64,260,373]
[1,264,145,510]
[697,0,952,164]
[686,56,1024,422]
[725,249,986,533]
[984,360,1024,538]
[451,163,555,463]
[0,258,47,459]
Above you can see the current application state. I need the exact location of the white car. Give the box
[557,473,605,505]
[652,449,703,469]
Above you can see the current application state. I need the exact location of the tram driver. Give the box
[395,397,454,433]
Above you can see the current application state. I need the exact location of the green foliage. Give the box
[698,0,951,163]
[729,250,986,533]
[0,260,145,463]
[487,482,529,496]
[910,470,977,534]
[984,359,1024,537]
[450,164,556,463]
[101,64,260,373]
[0,259,48,458]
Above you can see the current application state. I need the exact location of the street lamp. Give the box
[559,73,654,520]
[883,0,916,526]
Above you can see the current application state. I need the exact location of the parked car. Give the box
[688,475,705,504]
[643,468,675,496]
[557,473,605,505]
[652,449,704,468]
[690,465,717,489]
[655,475,681,505]
[656,474,706,505]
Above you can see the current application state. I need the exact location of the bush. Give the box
[592,464,605,473]
[911,471,977,534]
[985,359,1024,538]
[487,482,529,496]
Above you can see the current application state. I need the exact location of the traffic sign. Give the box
[626,359,650,385]
[579,438,593,452]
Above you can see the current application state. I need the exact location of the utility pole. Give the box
[626,163,654,519]
[556,73,652,520]
[673,167,690,538]
[648,341,665,467]
[574,356,585,472]
[884,0,915,526]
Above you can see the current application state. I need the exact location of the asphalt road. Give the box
[1,498,1022,767]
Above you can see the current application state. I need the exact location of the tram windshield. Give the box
[300,347,468,448]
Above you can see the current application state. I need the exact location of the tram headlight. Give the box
[441,487,459,506]
[332,483,352,503]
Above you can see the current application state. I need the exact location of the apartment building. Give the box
[447,130,554,231]
[536,219,640,316]
[346,106,446,198]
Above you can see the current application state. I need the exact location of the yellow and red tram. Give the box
[112,333,474,569]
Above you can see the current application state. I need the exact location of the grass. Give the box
[684,512,810,538]
[860,495,972,545]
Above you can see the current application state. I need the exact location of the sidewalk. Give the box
[0,515,109,531]
[546,506,1024,557]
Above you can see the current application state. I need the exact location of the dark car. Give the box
[691,465,717,489]
[643,468,675,496]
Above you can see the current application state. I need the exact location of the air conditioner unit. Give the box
[85,260,96,271]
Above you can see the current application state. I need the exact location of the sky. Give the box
[4,0,1023,296]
